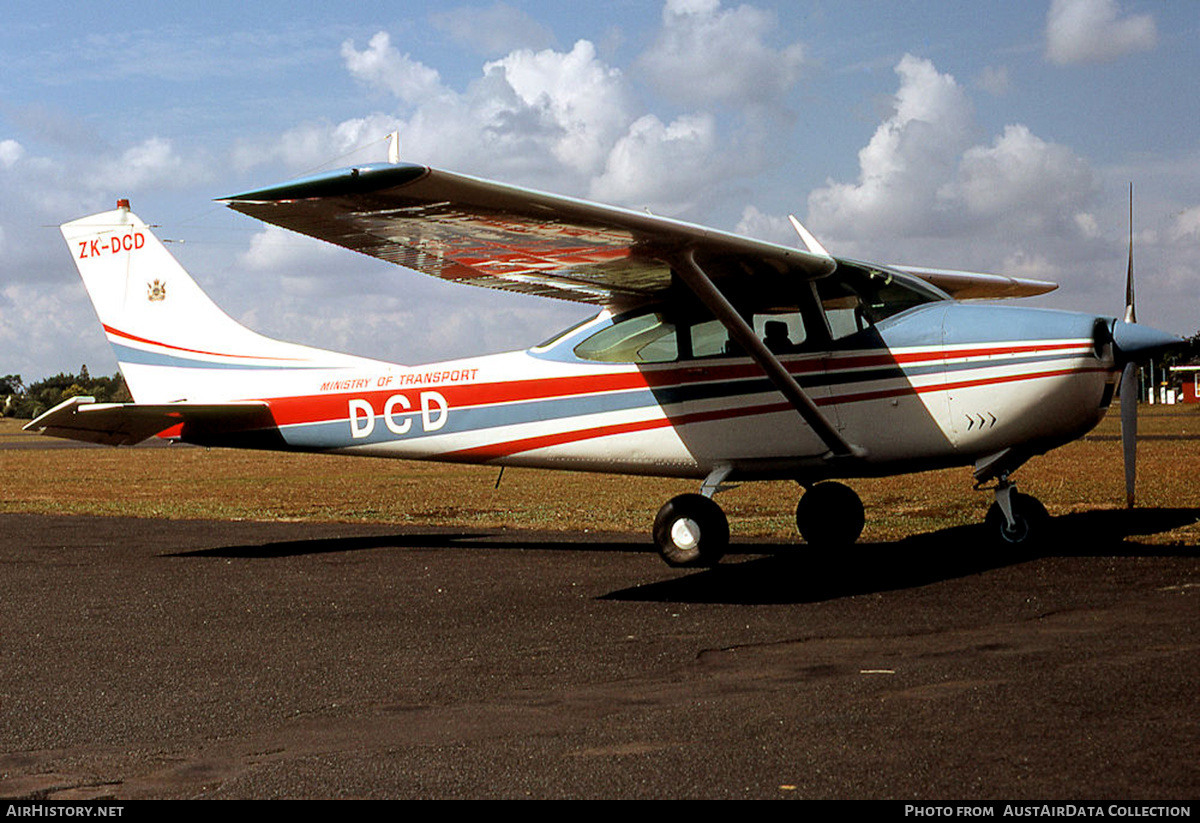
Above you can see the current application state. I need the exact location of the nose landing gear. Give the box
[985,477,1049,547]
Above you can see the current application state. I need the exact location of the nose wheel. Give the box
[984,479,1049,547]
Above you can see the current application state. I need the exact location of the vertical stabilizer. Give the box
[61,203,381,404]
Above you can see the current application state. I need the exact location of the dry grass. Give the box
[3,403,1199,544]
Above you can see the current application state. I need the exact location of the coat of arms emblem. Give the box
[147,279,167,302]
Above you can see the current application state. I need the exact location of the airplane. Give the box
[26,160,1183,567]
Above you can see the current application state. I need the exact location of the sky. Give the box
[2,0,1198,381]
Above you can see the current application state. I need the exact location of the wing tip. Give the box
[219,163,429,204]
[891,266,1058,299]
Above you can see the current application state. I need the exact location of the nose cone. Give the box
[1111,320,1183,363]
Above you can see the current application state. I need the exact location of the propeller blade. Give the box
[1124,183,1136,324]
[1120,361,1139,508]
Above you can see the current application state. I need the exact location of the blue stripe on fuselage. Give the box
[273,346,1094,449]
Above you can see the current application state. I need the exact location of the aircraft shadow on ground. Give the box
[164,507,1198,604]
[165,531,651,559]
[606,507,1200,604]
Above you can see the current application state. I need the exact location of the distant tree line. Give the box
[1,366,131,420]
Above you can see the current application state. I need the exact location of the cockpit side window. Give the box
[753,311,807,353]
[689,318,730,358]
[572,311,679,363]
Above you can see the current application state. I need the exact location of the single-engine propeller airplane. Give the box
[27,161,1182,566]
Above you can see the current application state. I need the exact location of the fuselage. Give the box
[160,300,1118,483]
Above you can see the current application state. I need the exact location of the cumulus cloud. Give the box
[734,205,797,246]
[0,139,24,168]
[639,0,808,106]
[237,10,803,218]
[999,251,1064,282]
[1075,212,1101,239]
[589,113,718,212]
[485,40,631,176]
[808,55,974,237]
[342,32,446,103]
[0,282,114,379]
[238,225,341,273]
[806,56,1096,245]
[945,124,1095,230]
[232,113,403,171]
[288,32,730,210]
[1046,0,1156,66]
[90,137,200,191]
[1168,205,1200,242]
[431,2,556,56]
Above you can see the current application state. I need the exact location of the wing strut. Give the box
[674,250,861,459]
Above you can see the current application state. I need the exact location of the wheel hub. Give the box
[670,517,701,550]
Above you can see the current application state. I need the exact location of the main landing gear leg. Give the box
[653,466,732,568]
[794,481,865,548]
[984,474,1049,548]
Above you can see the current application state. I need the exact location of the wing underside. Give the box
[889,265,1056,299]
[221,163,838,306]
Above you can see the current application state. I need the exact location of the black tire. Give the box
[795,481,865,547]
[985,492,1050,547]
[653,493,729,568]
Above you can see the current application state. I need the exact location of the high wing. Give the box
[220,162,1054,305]
[889,266,1056,300]
[221,163,833,305]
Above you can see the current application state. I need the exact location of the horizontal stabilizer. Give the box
[23,396,272,446]
[890,266,1057,299]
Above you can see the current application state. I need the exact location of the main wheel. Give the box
[653,494,729,568]
[985,492,1050,547]
[795,482,865,548]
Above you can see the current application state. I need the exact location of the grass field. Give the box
[3,403,1199,545]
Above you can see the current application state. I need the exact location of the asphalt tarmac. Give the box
[0,511,1195,799]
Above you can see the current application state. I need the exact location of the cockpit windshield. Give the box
[817,263,945,340]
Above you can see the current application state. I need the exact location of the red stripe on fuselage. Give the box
[438,362,1105,460]
[104,324,308,362]
[263,340,1095,428]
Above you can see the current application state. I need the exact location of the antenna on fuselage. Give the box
[387,131,401,164]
